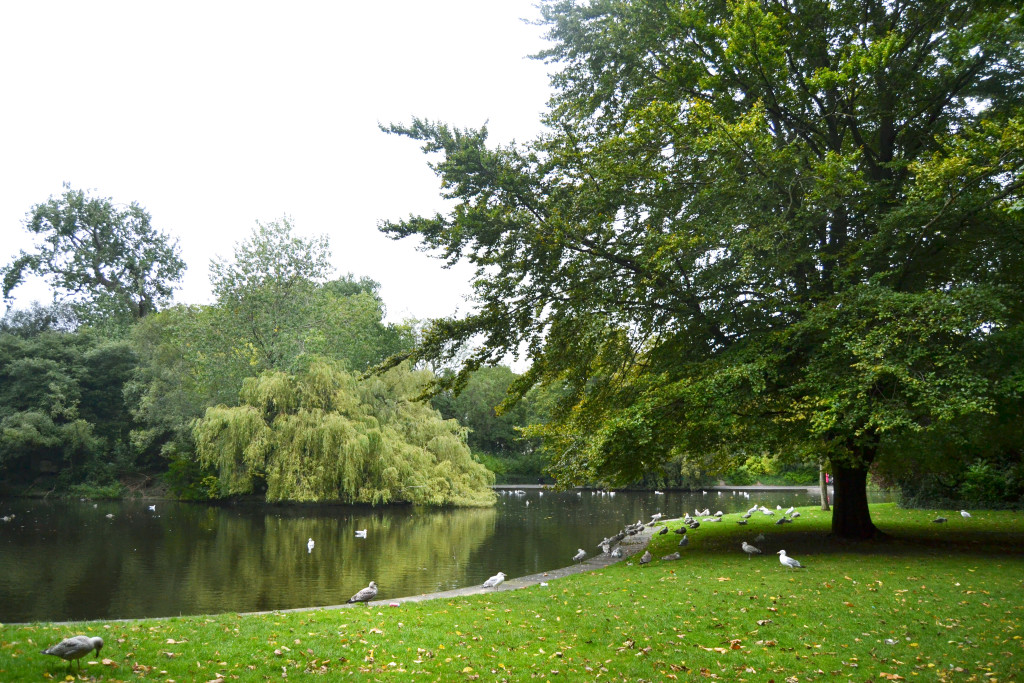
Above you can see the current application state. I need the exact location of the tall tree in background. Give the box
[383,0,1024,538]
[2,185,185,327]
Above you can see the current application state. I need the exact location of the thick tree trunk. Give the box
[830,459,878,539]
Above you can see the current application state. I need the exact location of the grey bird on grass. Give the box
[41,635,103,672]
[777,549,804,570]
[658,526,668,535]
[678,535,689,547]
[741,541,762,559]
[347,581,378,604]
[482,572,506,589]
[639,550,652,566]
[932,516,947,523]
[661,552,681,561]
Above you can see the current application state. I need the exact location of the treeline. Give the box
[0,194,495,505]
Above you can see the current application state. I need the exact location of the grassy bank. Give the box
[3,504,1022,681]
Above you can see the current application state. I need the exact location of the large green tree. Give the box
[383,0,1024,537]
[2,185,185,327]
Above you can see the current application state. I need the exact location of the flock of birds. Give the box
[28,493,979,674]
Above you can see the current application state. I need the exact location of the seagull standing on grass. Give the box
[741,541,762,559]
[960,510,972,518]
[482,572,506,589]
[639,550,652,566]
[41,636,103,672]
[347,581,378,604]
[777,549,804,570]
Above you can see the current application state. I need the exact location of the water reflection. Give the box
[0,488,886,622]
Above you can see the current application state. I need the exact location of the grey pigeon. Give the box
[610,546,623,558]
[661,552,681,561]
[639,550,652,566]
[658,526,668,535]
[673,526,687,535]
[347,581,378,604]
[932,516,947,523]
[41,636,103,672]
[678,535,689,547]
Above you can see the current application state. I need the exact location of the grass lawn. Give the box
[3,503,1022,681]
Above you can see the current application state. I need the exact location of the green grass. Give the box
[3,504,1022,681]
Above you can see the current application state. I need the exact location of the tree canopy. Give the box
[383,0,1024,537]
[2,185,185,327]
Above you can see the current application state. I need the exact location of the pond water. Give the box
[0,487,888,622]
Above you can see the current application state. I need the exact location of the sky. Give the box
[0,1,553,323]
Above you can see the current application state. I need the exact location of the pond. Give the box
[0,487,888,622]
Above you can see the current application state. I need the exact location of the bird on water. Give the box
[347,581,378,604]
[41,636,103,672]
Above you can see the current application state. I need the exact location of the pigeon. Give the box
[777,549,804,570]
[736,519,748,525]
[639,550,652,566]
[790,511,801,518]
[678,535,689,547]
[741,541,762,559]
[482,572,506,589]
[307,538,315,553]
[611,546,623,557]
[741,511,752,519]
[932,516,947,523]
[661,552,681,561]
[41,636,103,672]
[573,548,587,563]
[355,529,368,538]
[658,526,668,535]
[347,581,378,604]
[960,510,971,518]
[674,526,687,535]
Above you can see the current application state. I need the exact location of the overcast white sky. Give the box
[0,1,553,323]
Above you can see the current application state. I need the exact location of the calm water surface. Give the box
[0,488,887,622]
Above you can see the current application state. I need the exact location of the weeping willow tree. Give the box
[193,360,495,506]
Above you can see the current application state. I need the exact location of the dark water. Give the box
[0,488,886,622]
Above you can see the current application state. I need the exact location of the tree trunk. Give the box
[830,459,877,539]
[819,463,830,511]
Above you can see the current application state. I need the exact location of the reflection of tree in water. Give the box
[169,504,498,613]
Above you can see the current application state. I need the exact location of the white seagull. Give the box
[41,636,103,672]
[355,529,367,538]
[148,505,156,512]
[960,510,971,518]
[777,549,804,570]
[347,581,378,604]
[482,572,506,589]
[573,548,587,563]
[741,541,762,559]
[307,538,315,553]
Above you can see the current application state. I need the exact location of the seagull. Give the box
[741,541,762,559]
[482,572,506,589]
[611,546,622,557]
[355,529,367,538]
[573,548,587,563]
[639,550,652,566]
[960,510,971,518]
[41,636,103,672]
[104,513,114,519]
[784,506,794,516]
[790,511,801,518]
[777,549,804,570]
[307,538,315,553]
[650,512,664,522]
[754,533,767,544]
[932,516,947,523]
[1,514,13,522]
[148,505,156,512]
[736,518,748,525]
[678,535,689,547]
[662,552,681,561]
[741,511,752,519]
[347,581,378,604]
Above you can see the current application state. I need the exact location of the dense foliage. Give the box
[1,185,185,329]
[383,0,1024,536]
[194,360,495,506]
